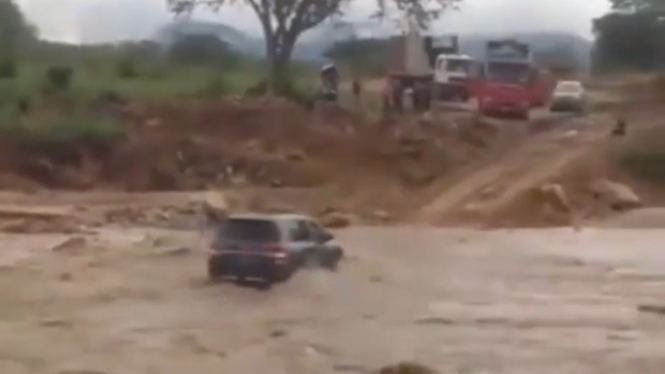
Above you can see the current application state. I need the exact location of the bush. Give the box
[198,75,230,98]
[0,60,17,79]
[33,119,126,144]
[45,66,74,91]
[243,79,315,109]
[116,59,139,79]
[0,105,125,145]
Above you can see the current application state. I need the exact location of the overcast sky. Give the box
[15,0,611,44]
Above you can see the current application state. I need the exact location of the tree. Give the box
[0,0,36,56]
[166,0,460,92]
[609,0,664,12]
[592,0,665,71]
[168,33,238,66]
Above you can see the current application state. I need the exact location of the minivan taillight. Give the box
[264,243,287,258]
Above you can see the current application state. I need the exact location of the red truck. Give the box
[476,39,553,120]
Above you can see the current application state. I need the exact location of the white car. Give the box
[550,80,586,113]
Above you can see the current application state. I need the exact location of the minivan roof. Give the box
[228,213,311,221]
[437,54,473,60]
[557,80,582,86]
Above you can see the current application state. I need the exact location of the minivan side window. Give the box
[290,221,310,242]
[304,220,326,240]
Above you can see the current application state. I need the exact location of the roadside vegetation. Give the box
[0,1,324,148]
[591,0,665,184]
[616,124,665,183]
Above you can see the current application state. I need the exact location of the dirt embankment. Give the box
[1,74,663,230]
[0,98,510,230]
[0,99,495,193]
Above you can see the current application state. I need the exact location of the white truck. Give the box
[430,39,475,102]
[385,20,476,113]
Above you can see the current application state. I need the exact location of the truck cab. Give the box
[478,60,533,119]
[433,54,475,101]
[477,39,535,120]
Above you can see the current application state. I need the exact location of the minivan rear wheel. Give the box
[207,257,223,283]
[257,277,273,291]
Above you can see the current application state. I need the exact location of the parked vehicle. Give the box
[549,80,587,113]
[427,35,475,102]
[207,214,344,289]
[477,39,534,120]
[432,53,475,101]
[384,17,434,113]
[476,39,555,120]
[383,18,477,113]
[318,63,340,103]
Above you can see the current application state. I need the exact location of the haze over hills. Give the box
[157,20,593,70]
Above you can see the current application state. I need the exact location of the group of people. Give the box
[319,62,432,117]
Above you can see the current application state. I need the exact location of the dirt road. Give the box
[2,226,665,374]
[415,111,611,225]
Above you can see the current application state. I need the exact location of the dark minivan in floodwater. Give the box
[207,214,344,289]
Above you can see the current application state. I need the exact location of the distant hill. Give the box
[156,21,264,56]
[154,20,592,70]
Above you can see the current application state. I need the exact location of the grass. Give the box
[0,57,318,145]
[3,58,317,101]
[0,105,125,145]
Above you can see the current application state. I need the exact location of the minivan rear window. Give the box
[216,219,281,243]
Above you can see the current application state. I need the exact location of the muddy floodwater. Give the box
[1,226,665,374]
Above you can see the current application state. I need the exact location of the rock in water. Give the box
[589,179,641,211]
[202,190,229,225]
[320,211,352,228]
[538,183,571,213]
[51,236,87,254]
[377,361,438,374]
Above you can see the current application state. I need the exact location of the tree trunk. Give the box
[270,54,290,94]
[264,31,297,96]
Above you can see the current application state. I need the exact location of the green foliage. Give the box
[116,59,139,79]
[45,66,74,91]
[0,59,16,79]
[0,0,36,56]
[610,0,663,12]
[198,74,230,98]
[593,7,665,71]
[0,105,125,145]
[168,34,238,67]
[617,126,665,183]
